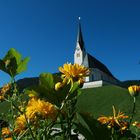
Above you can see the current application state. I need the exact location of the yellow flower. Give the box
[14,114,26,134]
[97,116,110,125]
[0,83,11,94]
[0,83,11,100]
[2,127,12,136]
[128,85,140,97]
[14,98,57,134]
[26,98,57,121]
[59,63,90,85]
[98,106,129,133]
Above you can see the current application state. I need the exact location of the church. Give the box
[16,20,120,90]
[74,20,119,88]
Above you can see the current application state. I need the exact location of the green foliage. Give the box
[0,48,140,139]
[0,48,30,77]
[16,57,30,74]
[40,73,57,90]
[26,73,62,106]
[0,101,11,114]
[75,112,111,140]
[26,73,81,108]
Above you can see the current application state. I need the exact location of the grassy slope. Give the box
[76,85,140,121]
[0,85,140,121]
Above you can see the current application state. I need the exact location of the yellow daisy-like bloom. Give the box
[128,85,140,97]
[14,114,27,134]
[59,63,90,85]
[2,127,12,136]
[0,83,11,94]
[14,98,57,134]
[98,106,129,133]
[0,83,11,100]
[26,98,57,121]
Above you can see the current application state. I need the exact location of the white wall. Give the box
[82,81,103,88]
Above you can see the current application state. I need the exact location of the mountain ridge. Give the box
[16,77,140,91]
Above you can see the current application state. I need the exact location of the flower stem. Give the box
[111,128,114,140]
[130,97,136,125]
[24,114,36,140]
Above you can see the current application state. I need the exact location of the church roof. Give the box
[77,21,85,51]
[83,53,118,80]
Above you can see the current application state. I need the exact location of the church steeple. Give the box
[74,17,86,65]
[77,17,85,51]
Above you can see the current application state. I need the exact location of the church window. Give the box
[77,53,80,57]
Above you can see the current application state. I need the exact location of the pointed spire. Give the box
[77,17,85,51]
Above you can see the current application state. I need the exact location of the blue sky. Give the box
[0,0,140,86]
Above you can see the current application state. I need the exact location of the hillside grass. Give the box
[76,85,140,121]
[0,85,140,122]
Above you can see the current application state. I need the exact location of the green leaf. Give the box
[3,48,21,65]
[0,48,30,77]
[0,101,11,114]
[27,85,59,106]
[65,82,81,100]
[75,112,111,140]
[70,82,80,94]
[0,58,18,77]
[55,83,70,100]
[75,113,95,140]
[16,57,30,74]
[0,59,7,72]
[40,73,55,90]
[6,57,18,77]
[39,73,62,91]
[26,73,66,107]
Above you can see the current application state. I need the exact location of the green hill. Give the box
[0,84,140,122]
[76,85,140,121]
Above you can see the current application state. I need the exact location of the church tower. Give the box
[73,19,119,87]
[74,18,86,65]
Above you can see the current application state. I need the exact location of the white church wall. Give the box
[85,68,119,87]
[85,76,90,82]
[82,80,114,89]
[74,43,84,65]
[82,81,103,88]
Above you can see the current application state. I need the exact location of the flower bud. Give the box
[55,82,63,91]
[128,85,140,97]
